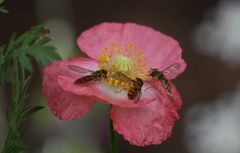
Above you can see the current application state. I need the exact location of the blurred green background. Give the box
[1,0,240,153]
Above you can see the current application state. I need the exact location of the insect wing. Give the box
[162,63,180,79]
[115,71,133,84]
[68,65,93,73]
[133,92,142,104]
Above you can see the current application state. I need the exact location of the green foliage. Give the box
[0,25,61,85]
[2,64,46,153]
[0,25,61,153]
[0,0,8,13]
[0,7,8,13]
[17,106,44,125]
[2,136,27,153]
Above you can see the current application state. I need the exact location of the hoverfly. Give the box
[112,71,144,103]
[128,78,143,102]
[148,63,180,99]
[67,65,107,84]
[68,65,143,103]
[38,28,50,37]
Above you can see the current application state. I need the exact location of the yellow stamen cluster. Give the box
[98,41,148,89]
[105,77,130,90]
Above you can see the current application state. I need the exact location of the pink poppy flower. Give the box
[42,22,186,146]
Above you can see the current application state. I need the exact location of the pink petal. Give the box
[43,57,154,108]
[42,57,98,120]
[78,23,124,60]
[77,22,186,79]
[58,75,157,108]
[110,80,182,146]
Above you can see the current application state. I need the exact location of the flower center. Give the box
[98,42,148,89]
[113,55,133,73]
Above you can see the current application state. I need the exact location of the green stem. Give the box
[109,106,117,153]
[1,63,26,153]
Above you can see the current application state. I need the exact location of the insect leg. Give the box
[114,88,125,93]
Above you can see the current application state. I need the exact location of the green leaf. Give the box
[3,137,27,153]
[0,60,12,85]
[38,37,51,45]
[4,25,61,73]
[0,0,8,13]
[5,33,17,55]
[1,25,61,153]
[21,26,43,46]
[26,45,61,65]
[19,54,33,72]
[0,7,8,13]
[22,106,44,118]
[17,106,44,125]
[21,75,32,97]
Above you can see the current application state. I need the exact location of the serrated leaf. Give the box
[13,26,42,49]
[0,25,61,83]
[43,46,61,60]
[26,45,61,65]
[22,26,43,46]
[8,27,61,69]
[38,37,51,45]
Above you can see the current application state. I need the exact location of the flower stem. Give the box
[109,106,117,153]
